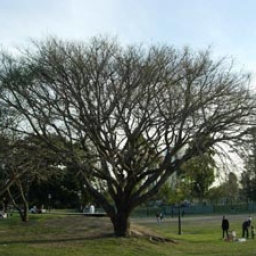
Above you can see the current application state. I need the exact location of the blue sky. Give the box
[1,0,256,80]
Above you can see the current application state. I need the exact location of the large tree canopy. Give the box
[0,37,255,236]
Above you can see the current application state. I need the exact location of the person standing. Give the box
[89,204,95,214]
[221,215,229,239]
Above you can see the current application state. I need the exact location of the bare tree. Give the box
[0,37,255,236]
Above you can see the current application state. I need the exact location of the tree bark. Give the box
[8,183,30,222]
[18,203,29,222]
[111,212,130,237]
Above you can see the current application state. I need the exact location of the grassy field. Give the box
[0,213,255,256]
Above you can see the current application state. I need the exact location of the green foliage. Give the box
[180,151,216,201]
[240,170,256,201]
[207,185,226,204]
[157,180,189,205]
[208,172,239,205]
[157,182,176,204]
[239,128,256,201]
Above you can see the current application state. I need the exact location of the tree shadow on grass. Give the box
[0,233,116,247]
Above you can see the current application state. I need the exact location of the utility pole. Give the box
[178,204,182,235]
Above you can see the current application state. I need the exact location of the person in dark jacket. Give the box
[242,218,252,239]
[221,215,229,239]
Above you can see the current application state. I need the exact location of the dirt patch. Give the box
[130,223,176,242]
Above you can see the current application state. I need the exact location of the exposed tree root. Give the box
[130,225,177,243]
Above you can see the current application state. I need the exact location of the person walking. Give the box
[221,215,229,239]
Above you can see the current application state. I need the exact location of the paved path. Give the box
[132,213,254,224]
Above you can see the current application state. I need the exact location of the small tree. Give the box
[0,37,255,236]
[240,170,256,203]
[180,150,216,203]
[240,128,256,202]
[0,135,64,221]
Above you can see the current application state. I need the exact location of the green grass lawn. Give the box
[0,213,255,256]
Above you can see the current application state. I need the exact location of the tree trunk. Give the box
[3,197,8,214]
[22,202,29,222]
[17,202,29,222]
[8,181,30,222]
[111,212,130,237]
